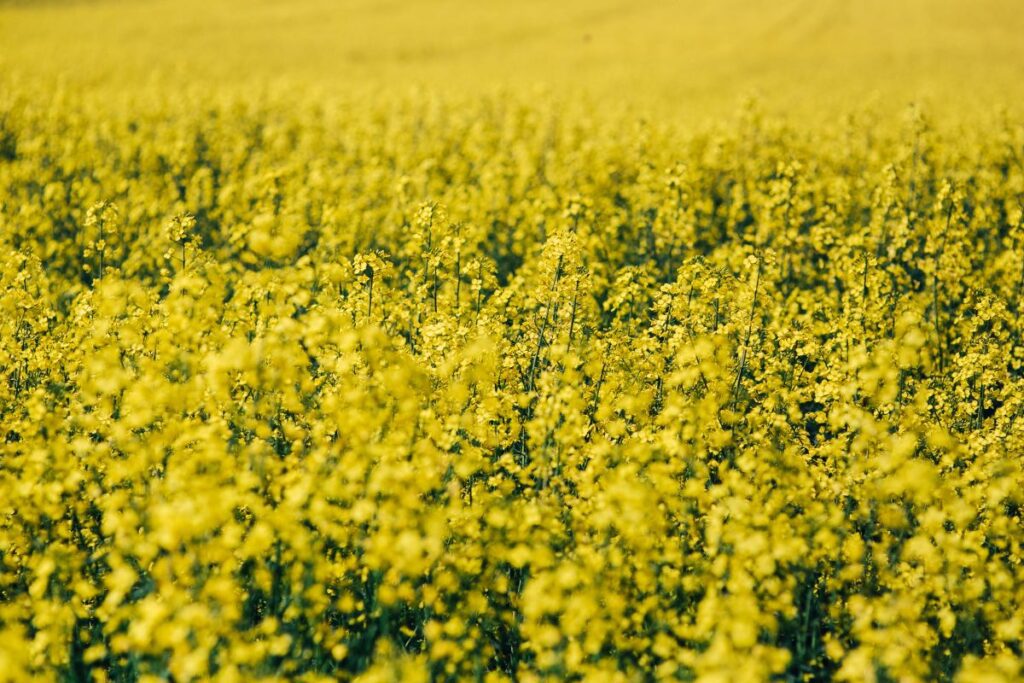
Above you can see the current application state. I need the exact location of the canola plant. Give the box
[2,1,1024,682]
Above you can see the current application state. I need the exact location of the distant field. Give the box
[3,0,1024,116]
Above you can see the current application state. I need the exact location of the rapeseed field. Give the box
[2,1,1024,680]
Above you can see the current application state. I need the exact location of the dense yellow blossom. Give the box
[3,1,1024,681]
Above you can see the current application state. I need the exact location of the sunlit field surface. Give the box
[4,0,1024,113]
[2,1,1024,681]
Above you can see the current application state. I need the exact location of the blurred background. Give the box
[2,0,1023,118]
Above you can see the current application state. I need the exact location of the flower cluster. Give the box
[1,80,1024,682]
